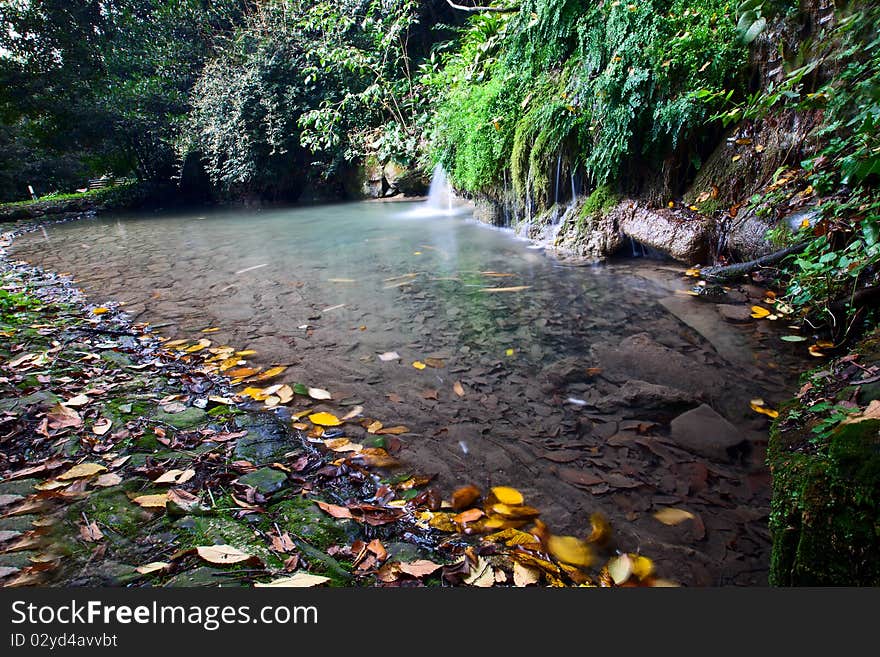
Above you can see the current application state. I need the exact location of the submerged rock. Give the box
[669,404,751,462]
[238,467,288,495]
[593,380,699,417]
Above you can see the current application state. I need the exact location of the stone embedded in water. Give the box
[238,467,288,495]
[716,304,754,323]
[233,412,297,465]
[152,406,207,429]
[669,404,752,462]
[593,380,698,417]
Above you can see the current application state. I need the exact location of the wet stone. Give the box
[234,413,297,465]
[0,551,37,569]
[0,479,41,496]
[238,467,288,495]
[716,304,753,323]
[152,406,208,429]
[0,515,39,532]
[164,566,240,588]
[669,403,752,462]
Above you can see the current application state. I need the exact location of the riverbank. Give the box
[0,215,681,588]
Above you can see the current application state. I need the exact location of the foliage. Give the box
[0,289,40,321]
[431,0,747,205]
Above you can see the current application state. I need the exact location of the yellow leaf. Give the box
[547,535,594,567]
[201,327,220,333]
[366,420,383,433]
[92,307,109,315]
[652,507,695,526]
[185,338,212,353]
[235,350,257,357]
[323,438,362,452]
[309,412,342,427]
[196,544,254,565]
[132,494,168,509]
[480,286,531,293]
[412,361,426,370]
[255,573,330,587]
[276,384,294,404]
[490,503,540,519]
[749,399,780,418]
[218,357,242,371]
[490,486,524,505]
[57,463,107,481]
[241,386,269,401]
[750,305,771,318]
[586,512,612,545]
[505,348,515,357]
[453,381,465,397]
[630,554,654,580]
[249,366,286,382]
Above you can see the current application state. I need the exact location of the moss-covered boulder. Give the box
[769,332,880,586]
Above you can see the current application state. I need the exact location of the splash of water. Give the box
[404,164,469,218]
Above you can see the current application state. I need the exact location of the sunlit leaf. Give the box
[750,306,771,318]
[412,361,426,370]
[749,399,779,418]
[249,366,286,382]
[398,560,443,577]
[630,554,654,580]
[490,486,524,505]
[490,503,540,519]
[308,412,342,427]
[131,494,168,509]
[308,387,332,400]
[547,535,594,567]
[586,512,612,545]
[513,562,541,587]
[607,554,632,585]
[92,307,109,315]
[136,561,170,575]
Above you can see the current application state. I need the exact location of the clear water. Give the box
[13,201,804,584]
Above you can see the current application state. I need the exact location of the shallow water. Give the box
[13,201,805,585]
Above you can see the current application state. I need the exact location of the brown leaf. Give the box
[315,500,353,519]
[386,393,403,403]
[47,404,82,430]
[451,485,481,510]
[513,561,541,587]
[272,532,297,553]
[420,389,439,400]
[57,463,107,481]
[424,357,445,369]
[558,467,604,489]
[376,425,409,435]
[79,521,104,542]
[196,544,256,565]
[366,539,387,561]
[454,508,484,525]
[399,560,443,577]
[453,381,465,397]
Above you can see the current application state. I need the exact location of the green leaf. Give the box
[292,383,309,396]
[780,335,808,342]
[742,17,767,44]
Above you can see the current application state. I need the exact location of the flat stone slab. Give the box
[152,406,207,429]
[238,467,288,495]
[669,403,751,461]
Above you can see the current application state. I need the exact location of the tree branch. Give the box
[700,242,810,282]
[445,0,519,13]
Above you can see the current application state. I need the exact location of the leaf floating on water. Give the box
[255,573,330,588]
[480,286,532,293]
[308,412,342,427]
[57,463,107,481]
[196,545,255,565]
[92,307,109,315]
[490,486,524,505]
[586,512,612,545]
[453,381,465,397]
[375,425,409,435]
[749,398,779,418]
[652,507,695,526]
[750,305,771,319]
[378,351,401,362]
[250,366,287,382]
[308,387,332,400]
[412,361,426,370]
[424,357,445,369]
[547,535,594,567]
[780,335,807,342]
[452,485,481,510]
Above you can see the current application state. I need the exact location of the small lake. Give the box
[13,200,805,585]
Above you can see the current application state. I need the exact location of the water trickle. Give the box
[426,163,452,211]
[554,153,562,206]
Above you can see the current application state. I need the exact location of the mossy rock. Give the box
[0,478,41,496]
[152,406,208,429]
[769,418,880,586]
[238,467,288,495]
[233,413,299,464]
[271,496,361,550]
[0,551,37,569]
[165,566,242,588]
[174,516,273,565]
[0,390,60,413]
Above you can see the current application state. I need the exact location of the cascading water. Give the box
[406,164,469,218]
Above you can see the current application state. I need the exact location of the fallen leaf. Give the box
[376,425,409,435]
[630,554,654,580]
[750,305,771,319]
[255,573,330,587]
[547,535,594,567]
[94,473,122,488]
[315,501,353,519]
[153,469,196,485]
[64,394,91,407]
[250,366,287,382]
[399,560,443,577]
[412,361,427,370]
[607,554,632,585]
[132,494,168,509]
[424,357,445,369]
[341,405,364,421]
[47,404,82,430]
[464,557,495,587]
[490,503,540,519]
[490,486,524,505]
[749,399,779,418]
[92,418,112,436]
[79,521,104,542]
[480,286,531,293]
[420,389,439,400]
[136,562,170,575]
[367,539,387,561]
[378,352,401,362]
[653,507,695,526]
[586,512,612,545]
[452,485,481,510]
[309,412,342,427]
[308,387,332,400]
[57,463,107,481]
[366,420,383,433]
[453,381,465,397]
[454,508,484,524]
[196,545,255,565]
[92,307,109,315]
[513,561,541,587]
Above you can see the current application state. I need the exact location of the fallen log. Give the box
[700,242,809,282]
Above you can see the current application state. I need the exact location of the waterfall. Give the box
[570,166,576,203]
[426,163,453,211]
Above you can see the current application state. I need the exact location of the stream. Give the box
[12,200,806,585]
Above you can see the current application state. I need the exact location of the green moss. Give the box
[581,184,619,218]
[270,496,361,551]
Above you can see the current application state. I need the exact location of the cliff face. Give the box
[460,2,834,266]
